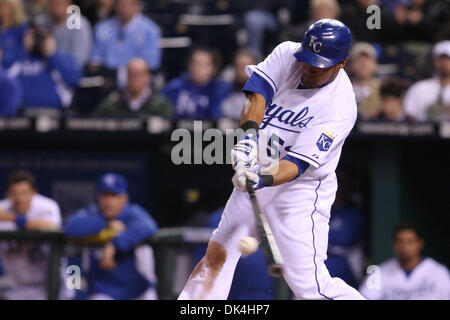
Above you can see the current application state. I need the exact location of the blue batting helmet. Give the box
[294,19,351,68]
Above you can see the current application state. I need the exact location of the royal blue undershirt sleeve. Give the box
[242,72,274,104]
[282,154,310,180]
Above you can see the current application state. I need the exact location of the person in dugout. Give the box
[64,172,159,300]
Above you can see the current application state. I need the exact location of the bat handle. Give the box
[245,178,255,195]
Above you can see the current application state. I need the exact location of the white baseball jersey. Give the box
[359,258,450,300]
[0,194,70,300]
[245,41,357,179]
[179,41,364,300]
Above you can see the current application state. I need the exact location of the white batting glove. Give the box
[231,133,258,172]
[232,169,262,192]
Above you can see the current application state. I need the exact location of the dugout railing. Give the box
[0,228,292,300]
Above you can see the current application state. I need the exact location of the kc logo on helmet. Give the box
[309,35,323,53]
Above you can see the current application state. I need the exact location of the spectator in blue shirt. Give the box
[65,173,159,300]
[8,25,81,111]
[0,0,28,69]
[193,207,275,300]
[90,0,161,72]
[162,47,233,119]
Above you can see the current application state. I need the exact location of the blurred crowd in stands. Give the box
[0,0,448,122]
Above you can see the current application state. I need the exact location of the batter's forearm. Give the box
[260,160,298,187]
[267,160,299,186]
[232,92,266,172]
[240,92,266,126]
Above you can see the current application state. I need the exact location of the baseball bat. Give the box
[246,179,284,277]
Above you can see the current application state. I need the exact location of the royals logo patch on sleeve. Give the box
[316,130,336,152]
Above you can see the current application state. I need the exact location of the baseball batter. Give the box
[179,19,364,300]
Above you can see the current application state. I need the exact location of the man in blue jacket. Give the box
[64,173,159,300]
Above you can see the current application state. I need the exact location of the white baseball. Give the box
[239,236,259,255]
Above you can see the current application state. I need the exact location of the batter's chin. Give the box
[302,79,320,88]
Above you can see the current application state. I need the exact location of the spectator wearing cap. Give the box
[64,173,159,300]
[89,0,161,72]
[404,40,450,121]
[348,42,382,119]
[374,78,413,122]
[93,58,173,117]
